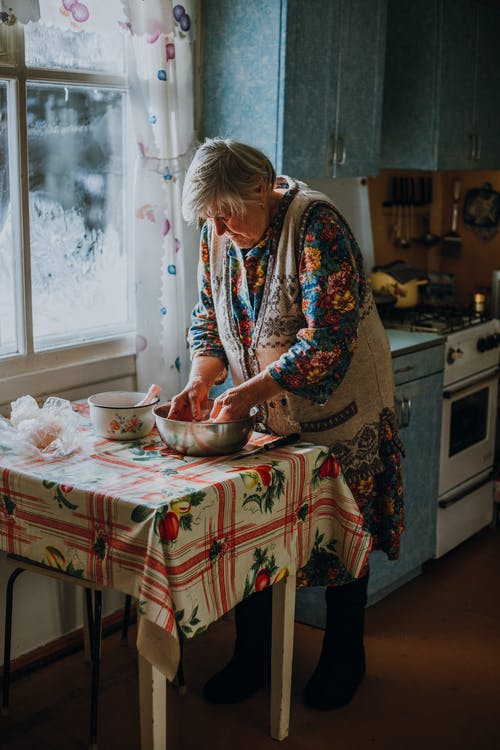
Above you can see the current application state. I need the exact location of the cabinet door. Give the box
[201,0,283,166]
[437,0,476,169]
[474,2,500,169]
[202,0,387,179]
[283,0,387,177]
[334,0,387,177]
[280,0,342,177]
[381,0,477,170]
[381,0,441,169]
[381,0,439,169]
[368,370,443,600]
[296,365,444,622]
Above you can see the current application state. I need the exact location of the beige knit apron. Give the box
[207,179,401,485]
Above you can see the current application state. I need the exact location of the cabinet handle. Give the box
[469,132,481,161]
[469,132,475,160]
[328,133,335,171]
[396,396,411,428]
[335,135,347,165]
[474,133,481,161]
[406,397,412,426]
[394,365,415,375]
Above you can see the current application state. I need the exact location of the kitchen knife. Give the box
[236,432,301,457]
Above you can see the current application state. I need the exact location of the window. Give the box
[0,18,134,404]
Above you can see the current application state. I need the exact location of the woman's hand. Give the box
[168,380,210,421]
[210,369,284,422]
[210,388,252,422]
[168,356,227,421]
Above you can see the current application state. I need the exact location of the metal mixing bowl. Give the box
[154,400,257,456]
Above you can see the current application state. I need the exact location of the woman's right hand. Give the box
[167,380,210,421]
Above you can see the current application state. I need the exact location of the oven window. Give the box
[449,386,489,457]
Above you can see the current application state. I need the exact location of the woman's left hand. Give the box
[210,369,285,421]
[210,388,252,422]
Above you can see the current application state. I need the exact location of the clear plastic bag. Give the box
[0,395,86,459]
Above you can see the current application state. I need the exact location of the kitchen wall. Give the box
[0,563,126,663]
[368,169,500,309]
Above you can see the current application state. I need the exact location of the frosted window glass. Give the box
[24,21,125,74]
[0,82,18,356]
[26,83,129,350]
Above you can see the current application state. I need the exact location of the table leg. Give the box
[138,653,168,750]
[82,588,92,663]
[270,573,296,741]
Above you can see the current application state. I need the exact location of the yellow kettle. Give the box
[370,265,428,309]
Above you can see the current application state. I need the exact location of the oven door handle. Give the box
[438,470,495,509]
[443,366,500,398]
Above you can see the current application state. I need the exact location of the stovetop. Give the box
[380,306,499,386]
[380,306,491,335]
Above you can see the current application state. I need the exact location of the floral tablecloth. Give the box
[0,407,372,679]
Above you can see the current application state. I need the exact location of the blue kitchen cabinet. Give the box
[473,3,500,170]
[295,337,444,627]
[381,0,500,170]
[201,0,387,178]
[367,340,444,603]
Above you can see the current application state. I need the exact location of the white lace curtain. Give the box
[2,0,197,398]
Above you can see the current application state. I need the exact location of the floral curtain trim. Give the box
[0,1,33,23]
[0,1,126,28]
[127,2,196,398]
[1,0,194,39]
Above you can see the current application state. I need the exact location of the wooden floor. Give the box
[1,526,499,750]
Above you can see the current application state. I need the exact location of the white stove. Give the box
[439,319,499,556]
[383,308,499,557]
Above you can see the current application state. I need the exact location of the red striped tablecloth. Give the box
[0,412,372,678]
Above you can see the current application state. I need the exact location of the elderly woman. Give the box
[169,138,404,711]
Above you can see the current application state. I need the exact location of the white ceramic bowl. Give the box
[88,391,159,440]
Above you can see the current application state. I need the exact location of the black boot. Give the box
[203,587,272,704]
[304,574,368,710]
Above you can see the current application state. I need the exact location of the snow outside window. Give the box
[0,20,134,370]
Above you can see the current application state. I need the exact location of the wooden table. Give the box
[0,406,371,748]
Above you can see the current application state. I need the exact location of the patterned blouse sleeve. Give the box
[267,203,360,404]
[189,222,229,366]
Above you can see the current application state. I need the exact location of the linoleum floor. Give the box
[1,527,499,750]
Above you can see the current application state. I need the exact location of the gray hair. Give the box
[182,138,276,225]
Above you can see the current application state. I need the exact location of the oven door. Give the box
[439,367,499,496]
[436,468,494,557]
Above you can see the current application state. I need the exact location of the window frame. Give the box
[0,22,136,410]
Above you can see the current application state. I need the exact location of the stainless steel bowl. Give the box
[154,400,257,456]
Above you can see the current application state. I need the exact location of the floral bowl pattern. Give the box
[88,391,159,440]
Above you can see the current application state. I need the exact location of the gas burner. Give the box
[380,305,491,334]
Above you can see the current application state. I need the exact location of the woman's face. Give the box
[206,185,268,249]
[209,205,266,249]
